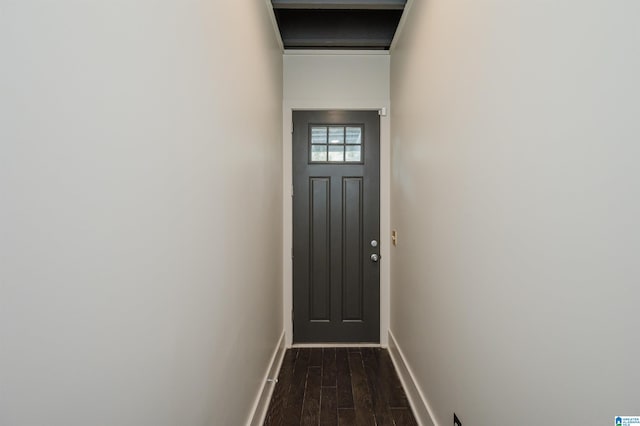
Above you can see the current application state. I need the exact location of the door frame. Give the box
[283,101,391,347]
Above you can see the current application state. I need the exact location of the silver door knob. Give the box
[371,254,379,262]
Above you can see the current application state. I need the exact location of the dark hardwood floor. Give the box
[264,347,417,426]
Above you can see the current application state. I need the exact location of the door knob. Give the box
[370,253,379,262]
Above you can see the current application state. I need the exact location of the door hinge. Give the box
[291,184,294,197]
[291,247,294,259]
[291,121,294,133]
[291,309,294,322]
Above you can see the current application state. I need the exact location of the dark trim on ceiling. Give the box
[272,0,406,9]
[274,9,404,50]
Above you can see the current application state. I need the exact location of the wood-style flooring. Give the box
[264,347,417,426]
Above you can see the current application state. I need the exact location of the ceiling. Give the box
[271,0,407,50]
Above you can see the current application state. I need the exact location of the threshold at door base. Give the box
[291,342,383,348]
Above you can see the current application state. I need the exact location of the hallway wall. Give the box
[0,2,282,425]
[390,1,640,425]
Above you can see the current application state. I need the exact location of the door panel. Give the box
[342,177,363,321]
[310,177,330,321]
[293,110,380,343]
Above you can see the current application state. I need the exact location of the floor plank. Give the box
[336,348,354,409]
[391,408,418,426]
[309,348,323,367]
[283,348,310,425]
[361,348,395,426]
[322,348,337,387]
[319,386,338,425]
[301,367,321,425]
[337,408,356,425]
[348,352,375,425]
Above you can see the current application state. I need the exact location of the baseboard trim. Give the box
[388,330,439,426]
[246,330,286,426]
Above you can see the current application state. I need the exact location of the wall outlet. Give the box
[454,413,462,426]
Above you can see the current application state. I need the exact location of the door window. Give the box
[309,125,363,163]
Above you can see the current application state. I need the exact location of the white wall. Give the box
[282,52,391,346]
[0,2,282,425]
[390,1,640,425]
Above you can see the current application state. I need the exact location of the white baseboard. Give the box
[246,330,286,426]
[388,330,439,426]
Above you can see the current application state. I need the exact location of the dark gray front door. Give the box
[293,110,380,343]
